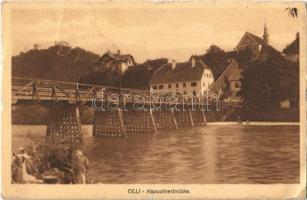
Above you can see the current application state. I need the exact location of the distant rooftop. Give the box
[95,51,136,64]
[150,60,211,84]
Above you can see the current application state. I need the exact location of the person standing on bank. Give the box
[12,152,24,183]
[71,150,89,184]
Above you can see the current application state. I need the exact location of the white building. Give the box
[150,58,214,96]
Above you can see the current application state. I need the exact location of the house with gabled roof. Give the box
[210,24,298,108]
[236,23,269,61]
[94,50,136,73]
[150,57,214,96]
[210,24,277,103]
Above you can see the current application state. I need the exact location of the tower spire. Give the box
[263,22,269,44]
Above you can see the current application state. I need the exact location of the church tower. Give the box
[263,23,269,44]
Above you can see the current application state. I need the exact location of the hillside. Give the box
[12,44,100,82]
[80,58,168,89]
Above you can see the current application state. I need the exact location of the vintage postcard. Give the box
[1,1,306,199]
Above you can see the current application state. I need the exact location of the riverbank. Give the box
[206,122,300,125]
[12,104,299,125]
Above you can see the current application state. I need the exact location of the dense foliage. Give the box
[79,58,168,89]
[192,45,237,80]
[283,33,299,55]
[238,51,299,108]
[12,44,100,82]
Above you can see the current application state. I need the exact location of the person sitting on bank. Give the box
[71,150,89,184]
[17,147,42,183]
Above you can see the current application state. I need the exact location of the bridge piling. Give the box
[189,110,195,127]
[174,110,193,128]
[118,109,126,137]
[149,109,158,133]
[123,110,157,133]
[93,110,125,137]
[202,110,207,125]
[152,110,178,130]
[190,110,207,126]
[171,109,179,129]
[46,104,82,143]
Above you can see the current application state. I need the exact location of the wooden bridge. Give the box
[12,76,151,103]
[12,76,219,142]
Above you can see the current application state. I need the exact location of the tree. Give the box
[283,33,299,55]
[206,45,224,54]
[238,51,299,108]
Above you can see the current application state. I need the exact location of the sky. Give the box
[10,3,300,62]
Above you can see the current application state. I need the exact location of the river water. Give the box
[12,124,299,184]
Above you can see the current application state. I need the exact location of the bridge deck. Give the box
[11,76,218,106]
[12,76,149,102]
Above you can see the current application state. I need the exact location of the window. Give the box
[203,82,206,87]
[176,83,179,88]
[183,82,186,88]
[152,85,157,90]
[183,91,187,95]
[159,85,164,89]
[191,82,197,87]
[168,84,172,89]
[235,82,240,89]
[193,91,197,96]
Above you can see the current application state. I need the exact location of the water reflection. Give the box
[12,125,299,184]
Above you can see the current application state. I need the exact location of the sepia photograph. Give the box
[2,1,306,199]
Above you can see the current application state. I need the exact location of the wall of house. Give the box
[200,68,214,94]
[150,69,214,96]
[237,41,260,61]
[120,62,128,73]
[150,81,201,96]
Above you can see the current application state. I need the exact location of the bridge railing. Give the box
[12,76,151,102]
[11,77,220,107]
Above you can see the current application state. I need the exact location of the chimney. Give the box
[117,49,121,55]
[191,57,196,67]
[171,59,176,69]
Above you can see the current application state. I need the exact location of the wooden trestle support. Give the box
[93,107,207,137]
[46,104,82,143]
[45,105,207,139]
[93,109,126,137]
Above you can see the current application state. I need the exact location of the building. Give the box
[150,58,214,96]
[211,24,273,103]
[94,50,136,73]
[210,59,242,103]
[236,24,269,61]
[210,24,299,108]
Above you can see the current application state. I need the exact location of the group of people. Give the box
[12,146,90,184]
